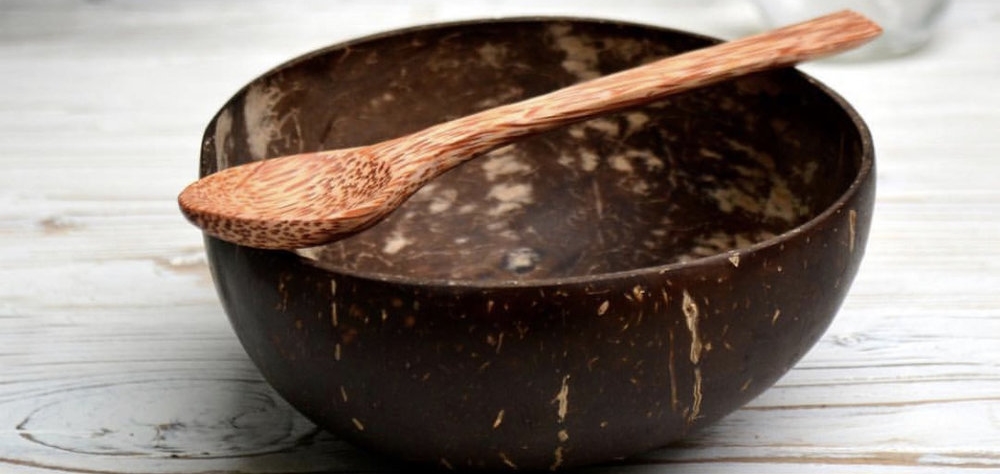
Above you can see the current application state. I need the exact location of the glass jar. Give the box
[750,0,950,59]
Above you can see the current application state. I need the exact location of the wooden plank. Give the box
[1,0,998,472]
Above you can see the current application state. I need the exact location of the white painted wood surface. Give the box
[1,0,997,472]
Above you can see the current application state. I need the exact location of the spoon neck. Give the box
[376,121,519,189]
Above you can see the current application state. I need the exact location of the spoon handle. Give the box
[390,10,880,176]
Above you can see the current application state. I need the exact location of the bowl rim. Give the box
[205,16,875,290]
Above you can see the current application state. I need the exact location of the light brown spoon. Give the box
[179,10,881,249]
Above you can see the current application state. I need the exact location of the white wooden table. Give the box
[2,1,998,472]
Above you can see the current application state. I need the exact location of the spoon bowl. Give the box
[180,148,395,247]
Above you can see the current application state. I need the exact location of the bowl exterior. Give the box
[207,186,871,470]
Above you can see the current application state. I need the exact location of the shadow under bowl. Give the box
[199,17,875,471]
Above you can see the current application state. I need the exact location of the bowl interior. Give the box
[207,19,863,283]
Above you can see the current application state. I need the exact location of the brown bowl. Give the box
[199,17,874,471]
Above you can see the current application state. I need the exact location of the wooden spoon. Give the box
[179,10,881,249]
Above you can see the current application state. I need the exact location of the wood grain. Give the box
[1,0,998,472]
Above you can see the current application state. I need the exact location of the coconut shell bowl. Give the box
[199,18,874,471]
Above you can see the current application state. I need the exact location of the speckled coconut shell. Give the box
[200,18,875,471]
